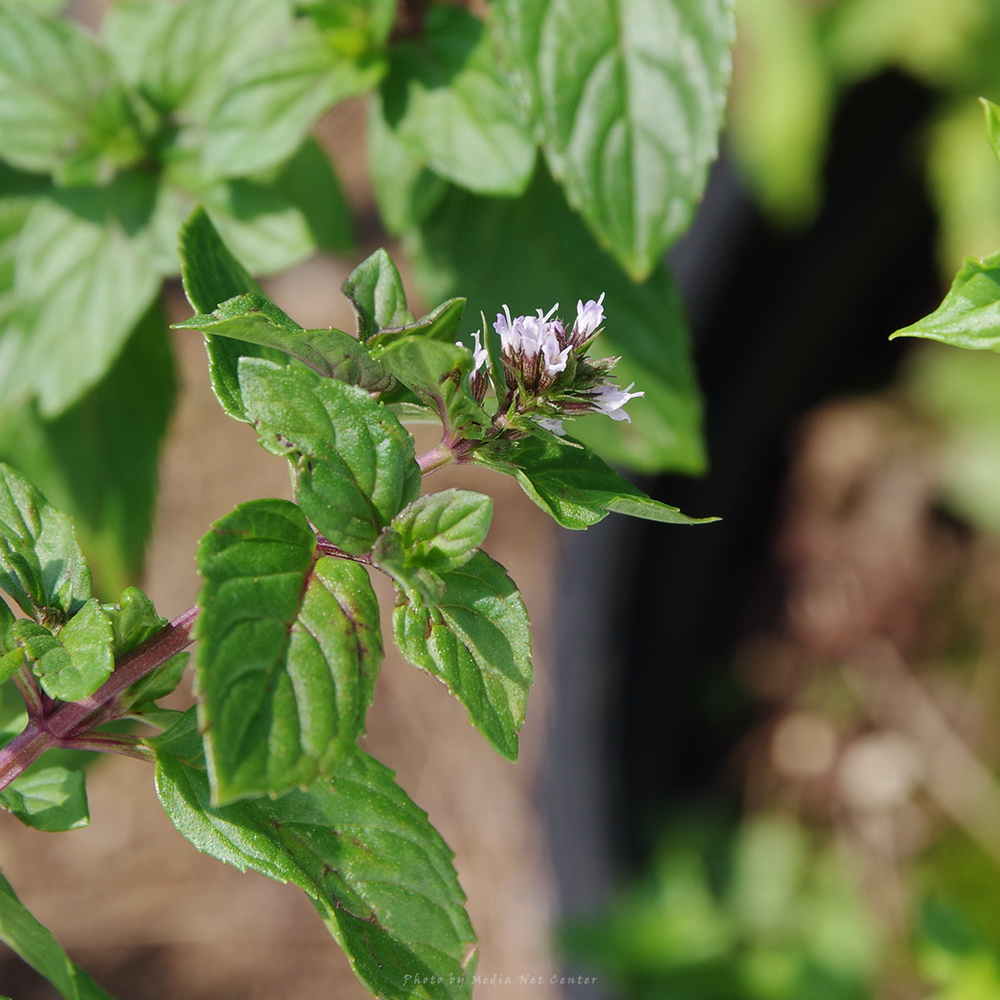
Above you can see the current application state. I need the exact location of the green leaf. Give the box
[101,0,176,88]
[107,586,165,655]
[195,499,383,803]
[409,168,705,473]
[0,766,89,831]
[891,250,1000,352]
[135,0,293,119]
[0,462,90,620]
[342,247,414,341]
[0,866,116,1000]
[373,490,493,604]
[299,0,397,48]
[15,598,114,702]
[177,207,285,421]
[393,550,531,760]
[372,335,489,438]
[2,181,162,417]
[381,6,534,196]
[200,137,356,274]
[0,298,176,595]
[239,359,421,554]
[175,292,392,390]
[983,98,1000,168]
[154,733,476,1000]
[474,433,714,529]
[202,21,384,180]
[0,8,141,180]
[367,90,448,236]
[494,0,734,280]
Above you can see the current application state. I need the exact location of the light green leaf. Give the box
[984,98,1000,168]
[410,169,705,473]
[0,298,176,595]
[0,766,89,831]
[891,250,1000,351]
[106,586,165,655]
[175,292,392,390]
[393,550,531,760]
[195,499,383,803]
[0,8,141,180]
[0,462,90,620]
[299,0,397,48]
[15,598,114,702]
[381,6,534,196]
[494,0,734,279]
[474,433,714,529]
[3,183,161,417]
[0,866,116,1000]
[342,247,414,341]
[373,489,492,604]
[367,90,448,236]
[372,335,489,438]
[155,730,476,1000]
[177,207,286,421]
[202,21,384,179]
[239,359,421,554]
[101,0,176,87]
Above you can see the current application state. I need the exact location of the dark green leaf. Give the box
[0,298,176,596]
[494,0,734,280]
[121,652,188,716]
[373,490,492,604]
[891,250,1000,352]
[299,0,397,47]
[0,866,116,1000]
[15,598,113,702]
[474,433,714,529]
[239,359,421,553]
[381,6,534,196]
[367,296,467,350]
[175,292,392,390]
[107,586,166,655]
[393,550,531,760]
[155,733,476,1000]
[3,183,162,417]
[342,248,414,341]
[195,499,383,803]
[177,207,285,421]
[0,8,140,180]
[202,21,383,179]
[0,462,90,619]
[409,168,705,473]
[367,90,448,236]
[0,766,89,831]
[372,335,489,438]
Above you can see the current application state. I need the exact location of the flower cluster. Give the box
[470,294,643,434]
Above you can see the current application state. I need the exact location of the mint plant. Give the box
[0,0,734,594]
[0,211,712,999]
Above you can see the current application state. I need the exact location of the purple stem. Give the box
[0,606,199,793]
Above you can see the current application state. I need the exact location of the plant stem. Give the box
[0,606,199,792]
[416,441,457,475]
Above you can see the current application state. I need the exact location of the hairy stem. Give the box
[0,606,199,792]
[417,441,457,475]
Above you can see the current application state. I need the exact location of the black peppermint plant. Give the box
[0,211,712,1000]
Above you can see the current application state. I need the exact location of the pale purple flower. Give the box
[470,331,488,374]
[536,416,567,436]
[573,293,606,342]
[588,381,644,422]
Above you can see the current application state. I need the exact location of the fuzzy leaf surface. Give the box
[891,251,1000,352]
[0,462,90,619]
[176,292,391,390]
[495,0,734,279]
[177,207,285,421]
[154,719,476,1000]
[373,490,492,603]
[14,598,114,702]
[342,248,414,341]
[394,550,531,760]
[474,434,714,529]
[239,360,420,554]
[0,867,115,1000]
[0,766,89,832]
[195,498,382,803]
[381,5,534,196]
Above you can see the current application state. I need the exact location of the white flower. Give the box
[470,330,488,374]
[536,416,567,436]
[573,293,606,341]
[588,381,644,422]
